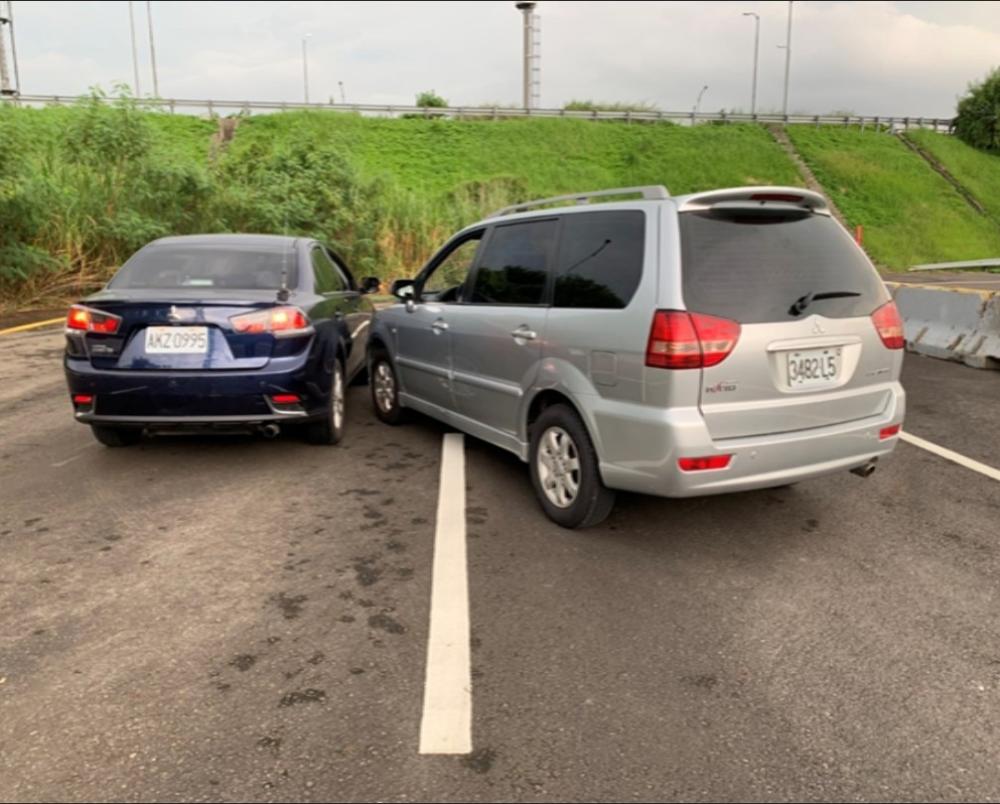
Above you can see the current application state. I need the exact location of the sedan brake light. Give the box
[230,306,312,337]
[66,304,122,335]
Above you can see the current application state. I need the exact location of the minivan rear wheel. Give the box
[91,425,143,448]
[529,404,615,529]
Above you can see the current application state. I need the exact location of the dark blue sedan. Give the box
[64,234,380,447]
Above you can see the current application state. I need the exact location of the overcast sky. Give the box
[8,1,1000,116]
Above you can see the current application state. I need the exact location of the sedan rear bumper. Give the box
[65,353,323,424]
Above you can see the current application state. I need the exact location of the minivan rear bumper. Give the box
[591,382,905,498]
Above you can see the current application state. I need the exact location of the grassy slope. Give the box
[226,113,804,198]
[906,129,1000,225]
[786,126,1000,269]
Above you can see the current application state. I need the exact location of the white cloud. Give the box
[6,0,1000,116]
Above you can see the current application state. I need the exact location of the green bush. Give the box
[954,67,1000,152]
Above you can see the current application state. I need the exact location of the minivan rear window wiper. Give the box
[788,290,862,316]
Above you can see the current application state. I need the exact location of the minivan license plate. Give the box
[787,347,841,388]
[145,326,209,354]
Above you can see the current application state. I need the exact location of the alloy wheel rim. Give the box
[537,426,581,508]
[374,362,395,413]
[332,364,345,431]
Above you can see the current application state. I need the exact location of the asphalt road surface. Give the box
[2,327,1000,803]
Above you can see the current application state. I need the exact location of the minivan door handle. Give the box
[511,326,537,341]
[431,319,449,334]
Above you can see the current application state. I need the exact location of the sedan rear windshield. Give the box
[679,211,888,324]
[109,243,298,290]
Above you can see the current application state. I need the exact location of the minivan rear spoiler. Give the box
[677,187,831,216]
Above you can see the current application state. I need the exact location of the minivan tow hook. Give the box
[850,458,878,478]
[260,423,280,439]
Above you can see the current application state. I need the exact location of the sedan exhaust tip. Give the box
[259,423,281,439]
[850,458,878,478]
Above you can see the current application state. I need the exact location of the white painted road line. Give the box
[901,431,1000,483]
[419,433,472,755]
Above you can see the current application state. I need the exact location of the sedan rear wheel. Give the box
[91,425,143,448]
[305,360,345,445]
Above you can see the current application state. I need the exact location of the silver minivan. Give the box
[368,185,906,528]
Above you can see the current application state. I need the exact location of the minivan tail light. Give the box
[66,304,122,335]
[871,300,904,350]
[879,424,901,440]
[646,310,740,369]
[678,454,732,471]
[230,306,311,337]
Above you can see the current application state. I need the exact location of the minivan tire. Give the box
[370,348,406,425]
[529,404,615,529]
[304,360,346,445]
[91,425,143,447]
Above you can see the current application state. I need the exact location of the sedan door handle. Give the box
[511,326,537,341]
[431,319,449,334]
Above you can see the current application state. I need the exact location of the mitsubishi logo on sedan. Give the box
[167,305,194,322]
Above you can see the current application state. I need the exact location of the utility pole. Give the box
[146,0,159,97]
[742,12,759,116]
[515,2,540,109]
[128,1,141,96]
[781,0,793,118]
[0,1,19,97]
[302,34,311,104]
[338,80,346,104]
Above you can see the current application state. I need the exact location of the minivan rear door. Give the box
[678,205,897,440]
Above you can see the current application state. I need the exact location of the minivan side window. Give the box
[553,211,645,309]
[312,247,346,294]
[469,219,557,306]
[420,231,484,302]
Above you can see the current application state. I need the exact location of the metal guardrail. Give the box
[911,258,1000,272]
[0,93,956,131]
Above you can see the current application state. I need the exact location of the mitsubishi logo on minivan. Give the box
[811,319,826,335]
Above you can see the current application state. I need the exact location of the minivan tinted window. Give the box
[470,219,557,305]
[679,211,888,324]
[110,244,298,290]
[554,211,645,309]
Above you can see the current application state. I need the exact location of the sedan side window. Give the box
[312,247,347,294]
[420,232,484,302]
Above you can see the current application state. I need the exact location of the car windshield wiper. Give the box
[788,290,862,316]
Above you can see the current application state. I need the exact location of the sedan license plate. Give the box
[145,326,209,354]
[787,347,841,388]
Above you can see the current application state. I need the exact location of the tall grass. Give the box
[786,126,1000,269]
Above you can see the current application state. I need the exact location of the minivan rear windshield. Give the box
[109,243,297,291]
[678,211,888,324]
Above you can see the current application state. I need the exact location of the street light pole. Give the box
[146,0,159,97]
[742,12,759,116]
[302,34,311,104]
[693,84,708,119]
[781,0,793,117]
[128,1,141,97]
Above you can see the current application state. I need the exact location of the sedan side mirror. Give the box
[360,276,381,294]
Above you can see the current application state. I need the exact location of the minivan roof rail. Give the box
[491,185,670,218]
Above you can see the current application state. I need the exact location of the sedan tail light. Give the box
[871,301,905,350]
[646,310,741,369]
[230,306,312,337]
[66,304,122,335]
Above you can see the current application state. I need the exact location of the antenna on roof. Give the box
[277,214,291,302]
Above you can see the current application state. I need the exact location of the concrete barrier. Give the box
[885,281,1000,369]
